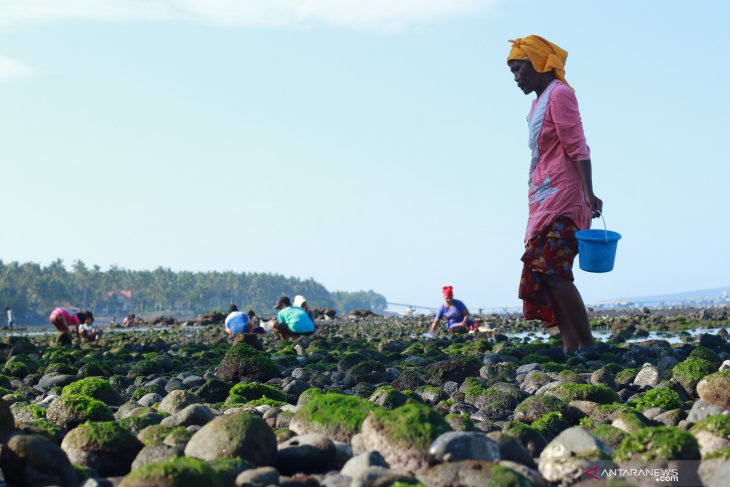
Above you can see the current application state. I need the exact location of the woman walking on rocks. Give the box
[507,35,602,353]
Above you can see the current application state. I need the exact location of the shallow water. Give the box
[419,327,726,344]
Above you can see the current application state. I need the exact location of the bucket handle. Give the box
[597,212,608,242]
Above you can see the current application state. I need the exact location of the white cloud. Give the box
[0,0,498,30]
[0,55,34,80]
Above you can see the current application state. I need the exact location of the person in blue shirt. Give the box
[271,296,316,339]
[429,285,477,334]
[224,304,251,336]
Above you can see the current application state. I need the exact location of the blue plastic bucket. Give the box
[575,221,621,273]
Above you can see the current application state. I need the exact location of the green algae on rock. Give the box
[225,382,287,405]
[514,395,569,424]
[628,387,683,412]
[672,358,717,397]
[184,412,276,466]
[120,456,223,487]
[215,343,280,383]
[61,421,143,477]
[62,377,124,406]
[550,383,619,404]
[46,394,114,429]
[614,426,700,463]
[290,392,376,442]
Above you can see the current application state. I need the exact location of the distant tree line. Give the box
[0,259,387,322]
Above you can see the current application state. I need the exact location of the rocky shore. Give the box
[0,309,728,486]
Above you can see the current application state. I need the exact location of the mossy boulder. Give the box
[128,359,165,379]
[628,387,683,412]
[62,377,124,406]
[10,401,47,422]
[463,379,523,415]
[369,385,409,409]
[46,394,114,429]
[215,343,280,383]
[425,355,482,385]
[118,411,166,434]
[157,390,201,414]
[139,424,174,446]
[290,392,376,442]
[120,456,223,487]
[549,383,619,404]
[590,424,627,449]
[611,410,653,434]
[688,346,721,364]
[419,461,531,487]
[44,362,76,375]
[691,414,730,456]
[347,359,387,383]
[697,370,730,409]
[2,360,30,378]
[532,412,572,442]
[672,358,717,397]
[614,426,700,463]
[614,368,639,386]
[61,421,143,476]
[360,400,452,472]
[225,382,287,405]
[184,412,276,466]
[77,362,111,378]
[514,395,569,424]
[505,422,548,457]
[194,378,232,403]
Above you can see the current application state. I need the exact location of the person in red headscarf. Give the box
[429,286,477,334]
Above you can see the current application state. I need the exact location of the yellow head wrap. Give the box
[507,35,571,90]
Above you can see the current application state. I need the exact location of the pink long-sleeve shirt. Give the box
[525,80,591,242]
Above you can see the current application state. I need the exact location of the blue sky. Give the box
[1,0,728,312]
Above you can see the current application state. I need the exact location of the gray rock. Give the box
[443,381,459,395]
[157,389,201,414]
[282,379,310,397]
[417,460,529,486]
[698,458,730,487]
[341,450,389,478]
[182,375,205,388]
[516,363,541,375]
[131,444,184,469]
[184,412,276,466]
[275,433,337,475]
[487,432,535,468]
[427,431,500,465]
[657,356,679,371]
[654,409,685,426]
[291,368,313,381]
[590,368,617,390]
[34,373,76,392]
[348,466,417,487]
[0,434,78,487]
[687,399,725,422]
[137,393,163,407]
[61,422,142,477]
[538,426,615,484]
[320,473,353,487]
[164,378,186,393]
[633,365,662,388]
[235,466,280,487]
[333,440,353,468]
[160,404,215,428]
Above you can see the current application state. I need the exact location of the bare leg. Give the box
[547,277,594,351]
